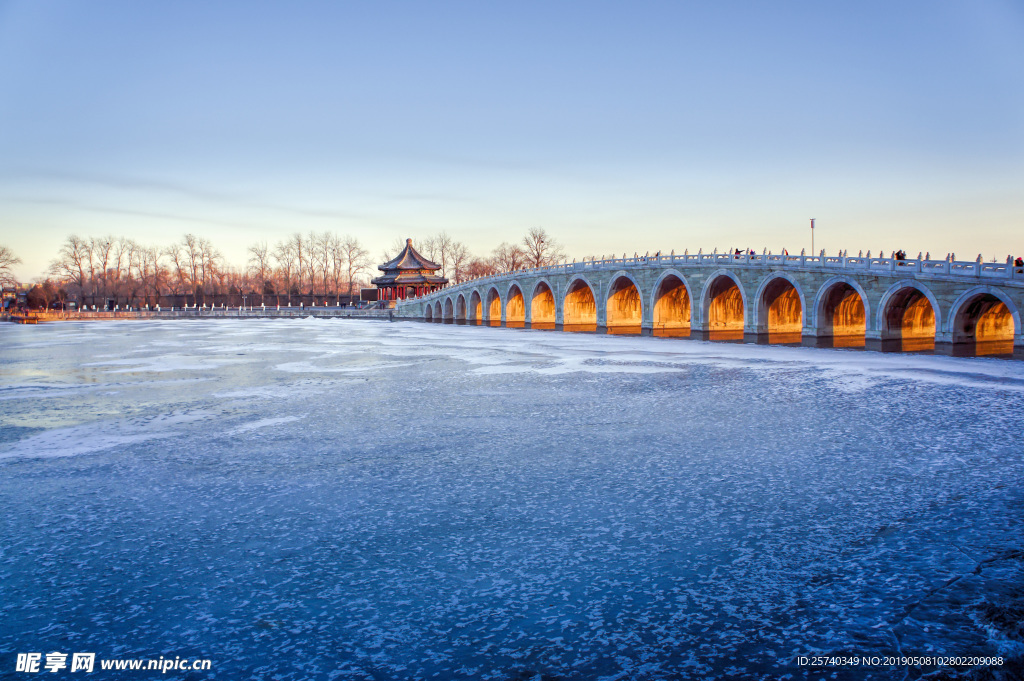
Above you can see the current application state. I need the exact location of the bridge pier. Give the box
[743,331,770,345]
[801,334,831,348]
[864,338,904,353]
[640,326,653,337]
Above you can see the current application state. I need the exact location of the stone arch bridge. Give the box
[394,252,1024,359]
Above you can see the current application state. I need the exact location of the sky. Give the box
[1,0,1023,281]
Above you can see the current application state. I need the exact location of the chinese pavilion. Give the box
[372,238,448,302]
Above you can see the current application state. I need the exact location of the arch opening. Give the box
[486,289,502,327]
[564,279,597,332]
[531,282,556,330]
[607,276,642,335]
[706,275,744,340]
[952,293,1015,357]
[653,275,691,337]
[469,291,483,325]
[760,278,802,344]
[884,287,935,352]
[434,301,442,323]
[818,283,865,347]
[424,305,433,322]
[506,285,525,328]
[455,295,467,325]
[443,298,454,323]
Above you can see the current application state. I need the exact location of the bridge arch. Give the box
[813,276,869,347]
[564,275,598,332]
[877,280,940,352]
[651,269,692,337]
[443,297,454,323]
[949,286,1019,356]
[455,293,468,324]
[531,279,557,329]
[468,290,483,325]
[754,272,805,344]
[424,304,433,322]
[606,271,643,335]
[700,270,746,340]
[505,282,526,328]
[485,287,502,326]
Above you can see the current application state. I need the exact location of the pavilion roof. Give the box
[378,238,443,273]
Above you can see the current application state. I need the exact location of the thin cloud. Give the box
[0,167,372,223]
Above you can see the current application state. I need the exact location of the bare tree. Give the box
[464,257,497,279]
[0,245,22,288]
[272,240,296,302]
[449,242,471,284]
[48,237,88,294]
[90,236,116,303]
[522,227,564,269]
[491,242,526,273]
[163,242,187,298]
[138,246,165,307]
[340,235,369,299]
[313,231,333,296]
[248,241,272,295]
[197,236,222,304]
[434,232,455,280]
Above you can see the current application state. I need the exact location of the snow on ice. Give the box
[1,318,1023,680]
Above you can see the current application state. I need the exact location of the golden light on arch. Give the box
[486,289,502,327]
[760,276,802,344]
[706,275,744,340]
[531,282,556,330]
[564,279,597,332]
[884,286,936,352]
[606,276,642,335]
[653,275,690,337]
[506,285,525,328]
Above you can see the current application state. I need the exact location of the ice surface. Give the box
[1,318,1023,680]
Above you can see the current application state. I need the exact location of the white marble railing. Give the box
[410,252,1024,303]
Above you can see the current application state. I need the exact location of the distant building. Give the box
[372,238,448,302]
[1,288,16,312]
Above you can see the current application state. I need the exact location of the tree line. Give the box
[2,227,565,310]
[38,232,373,309]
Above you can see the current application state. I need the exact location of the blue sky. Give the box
[1,1,1023,279]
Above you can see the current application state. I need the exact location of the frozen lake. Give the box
[2,318,1024,680]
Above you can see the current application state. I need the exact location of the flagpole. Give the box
[810,218,815,255]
